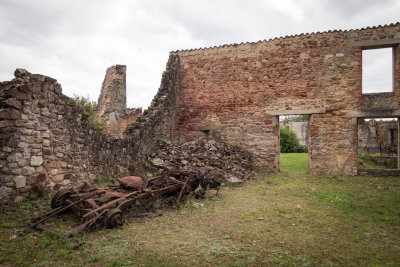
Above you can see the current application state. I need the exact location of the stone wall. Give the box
[95,65,143,136]
[286,121,309,148]
[96,65,127,118]
[0,55,181,203]
[358,119,398,155]
[375,120,398,155]
[173,23,400,174]
[119,108,142,135]
[358,119,381,155]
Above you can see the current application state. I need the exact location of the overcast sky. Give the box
[0,0,399,108]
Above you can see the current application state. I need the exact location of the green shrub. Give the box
[74,95,106,132]
[280,127,305,153]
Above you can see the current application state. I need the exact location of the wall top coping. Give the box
[171,22,400,54]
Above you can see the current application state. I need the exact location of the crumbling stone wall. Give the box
[96,65,142,136]
[0,55,181,202]
[358,119,381,155]
[96,65,127,117]
[119,108,142,135]
[358,119,398,155]
[173,23,400,174]
[96,65,128,135]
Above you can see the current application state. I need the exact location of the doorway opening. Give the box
[279,115,309,174]
[357,117,398,170]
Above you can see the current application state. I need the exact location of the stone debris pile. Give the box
[147,138,254,185]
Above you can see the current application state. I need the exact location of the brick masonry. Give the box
[173,23,400,175]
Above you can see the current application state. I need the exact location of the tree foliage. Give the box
[74,95,106,132]
[281,115,309,124]
[280,126,305,153]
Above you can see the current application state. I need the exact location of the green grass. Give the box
[280,153,308,174]
[1,172,400,266]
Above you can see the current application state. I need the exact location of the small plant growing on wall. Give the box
[74,95,106,132]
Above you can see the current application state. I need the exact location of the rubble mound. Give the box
[147,138,254,184]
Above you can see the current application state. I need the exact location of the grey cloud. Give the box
[320,0,396,19]
[0,0,398,108]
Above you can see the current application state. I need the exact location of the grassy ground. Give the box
[280,153,308,174]
[1,171,400,266]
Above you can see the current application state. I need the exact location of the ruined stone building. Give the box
[95,65,142,136]
[1,22,399,202]
[358,119,398,155]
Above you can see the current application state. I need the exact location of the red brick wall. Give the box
[174,23,400,174]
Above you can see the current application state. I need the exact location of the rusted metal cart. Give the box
[27,168,220,237]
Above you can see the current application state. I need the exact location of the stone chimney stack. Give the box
[96,65,127,118]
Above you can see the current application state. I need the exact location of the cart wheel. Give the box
[104,208,123,228]
[51,189,72,209]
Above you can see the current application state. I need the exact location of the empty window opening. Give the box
[362,47,393,94]
[279,115,309,174]
[390,129,398,144]
[357,118,398,169]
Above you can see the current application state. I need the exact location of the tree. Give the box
[74,95,106,132]
[281,115,309,124]
[280,127,305,153]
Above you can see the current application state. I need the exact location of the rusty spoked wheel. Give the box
[51,189,72,209]
[104,208,123,228]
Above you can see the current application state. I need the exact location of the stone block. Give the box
[35,166,45,173]
[14,195,26,203]
[52,174,64,183]
[0,109,20,119]
[0,120,15,128]
[18,142,29,148]
[0,186,13,199]
[5,98,22,110]
[18,158,27,167]
[22,166,35,176]
[61,179,71,186]
[14,68,30,77]
[10,168,21,175]
[30,156,43,166]
[89,174,96,181]
[14,176,26,188]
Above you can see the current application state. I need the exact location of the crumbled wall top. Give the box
[96,65,127,117]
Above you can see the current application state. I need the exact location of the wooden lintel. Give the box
[266,108,326,116]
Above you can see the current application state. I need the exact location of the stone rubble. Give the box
[146,138,254,185]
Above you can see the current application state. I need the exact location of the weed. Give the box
[0,222,11,228]
[38,235,52,248]
[135,166,148,178]
[94,176,111,187]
